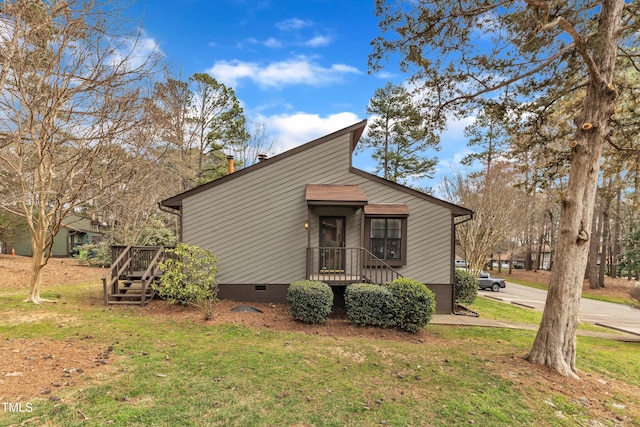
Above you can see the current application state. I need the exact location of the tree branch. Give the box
[443,42,576,108]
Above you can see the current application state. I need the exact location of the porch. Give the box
[306,247,401,285]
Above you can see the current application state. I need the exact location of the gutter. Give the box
[157,202,183,241]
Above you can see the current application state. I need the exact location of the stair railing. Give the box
[139,246,165,305]
[102,245,132,305]
[359,247,403,284]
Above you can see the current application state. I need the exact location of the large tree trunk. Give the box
[25,232,48,304]
[598,194,610,288]
[610,178,622,278]
[525,0,623,377]
[588,203,601,288]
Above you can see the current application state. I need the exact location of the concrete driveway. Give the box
[481,282,640,336]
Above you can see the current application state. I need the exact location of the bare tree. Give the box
[0,0,161,303]
[227,120,276,169]
[441,163,527,274]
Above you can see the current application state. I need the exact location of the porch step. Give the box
[111,293,152,299]
[106,300,151,305]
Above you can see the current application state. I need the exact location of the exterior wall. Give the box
[11,233,33,256]
[11,216,103,257]
[12,229,70,257]
[350,175,454,312]
[180,130,456,312]
[182,132,354,286]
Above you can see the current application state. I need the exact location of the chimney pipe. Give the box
[258,154,268,162]
[227,155,234,174]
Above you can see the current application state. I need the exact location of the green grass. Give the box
[1,282,639,427]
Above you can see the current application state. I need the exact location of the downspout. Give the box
[306,206,311,280]
[158,202,183,243]
[452,213,473,312]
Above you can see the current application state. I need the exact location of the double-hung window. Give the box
[364,204,409,267]
[370,218,402,260]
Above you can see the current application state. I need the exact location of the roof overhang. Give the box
[305,184,368,207]
[364,203,409,216]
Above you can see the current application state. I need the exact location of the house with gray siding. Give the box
[11,214,106,257]
[161,120,473,313]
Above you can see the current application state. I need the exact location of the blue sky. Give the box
[125,0,475,190]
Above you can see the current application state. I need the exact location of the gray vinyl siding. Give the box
[181,131,453,292]
[355,178,452,285]
[182,133,354,284]
[12,228,70,257]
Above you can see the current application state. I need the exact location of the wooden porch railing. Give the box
[102,246,167,306]
[305,247,402,285]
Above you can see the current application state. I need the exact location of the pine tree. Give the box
[359,83,439,184]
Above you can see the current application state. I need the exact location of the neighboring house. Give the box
[12,215,106,257]
[161,120,473,313]
[505,244,552,270]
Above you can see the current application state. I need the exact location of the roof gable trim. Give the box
[349,168,473,217]
[161,120,368,209]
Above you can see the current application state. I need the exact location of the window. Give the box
[371,218,402,259]
[364,216,407,267]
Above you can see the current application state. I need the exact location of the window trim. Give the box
[363,214,408,267]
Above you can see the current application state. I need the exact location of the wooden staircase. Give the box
[102,246,165,306]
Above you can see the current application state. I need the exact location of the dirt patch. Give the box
[0,254,105,290]
[137,298,428,342]
[0,338,116,401]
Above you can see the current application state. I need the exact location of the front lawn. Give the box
[0,281,638,426]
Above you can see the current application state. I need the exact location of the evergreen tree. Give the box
[359,83,439,184]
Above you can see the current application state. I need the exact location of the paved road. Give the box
[480,281,640,336]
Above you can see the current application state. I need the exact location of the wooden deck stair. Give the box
[103,246,166,306]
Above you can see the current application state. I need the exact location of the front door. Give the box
[319,216,346,273]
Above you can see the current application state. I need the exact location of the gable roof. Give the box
[349,168,472,217]
[161,120,367,209]
[160,120,473,218]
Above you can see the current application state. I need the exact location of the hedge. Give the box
[344,283,395,328]
[287,280,333,324]
[384,278,436,333]
[454,268,478,305]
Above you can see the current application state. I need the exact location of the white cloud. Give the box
[248,36,282,48]
[108,30,163,71]
[276,18,313,31]
[304,35,331,47]
[207,56,360,88]
[263,37,283,48]
[256,111,361,153]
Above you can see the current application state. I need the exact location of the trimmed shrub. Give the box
[384,278,436,333]
[454,268,478,305]
[344,283,395,328]
[287,280,333,324]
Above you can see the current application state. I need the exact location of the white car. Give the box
[455,259,467,268]
[492,262,510,269]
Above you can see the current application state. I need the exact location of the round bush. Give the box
[287,280,333,324]
[454,268,478,305]
[345,283,395,328]
[384,278,436,333]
